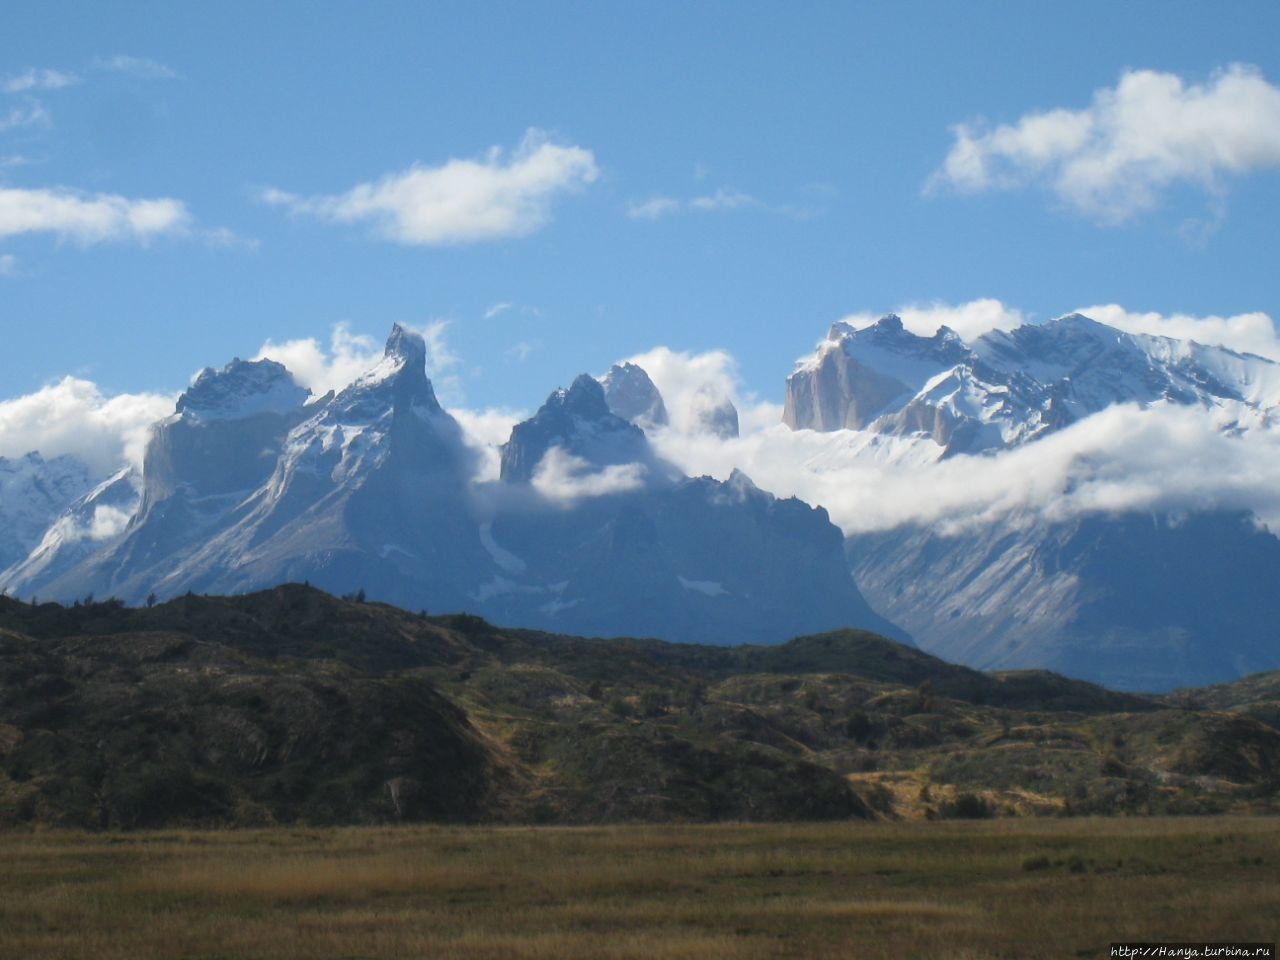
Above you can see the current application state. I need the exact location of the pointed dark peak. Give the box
[326,325,443,419]
[385,323,428,366]
[532,374,612,423]
[499,374,653,483]
[876,313,905,332]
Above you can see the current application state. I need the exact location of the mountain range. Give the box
[0,326,898,648]
[3,311,1279,690]
[786,313,1280,689]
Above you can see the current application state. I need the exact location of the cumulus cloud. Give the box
[0,187,191,244]
[531,447,648,503]
[262,129,599,245]
[929,64,1280,223]
[92,55,178,80]
[255,323,382,395]
[2,68,79,94]
[0,377,174,475]
[837,298,1028,342]
[621,345,757,435]
[1074,304,1280,361]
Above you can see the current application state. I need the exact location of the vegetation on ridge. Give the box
[1,584,1277,829]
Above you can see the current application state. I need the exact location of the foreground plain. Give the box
[2,817,1278,959]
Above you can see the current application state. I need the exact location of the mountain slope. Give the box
[0,453,96,572]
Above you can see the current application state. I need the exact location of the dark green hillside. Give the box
[1,585,1276,828]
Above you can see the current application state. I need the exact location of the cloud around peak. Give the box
[262,129,599,245]
[928,64,1280,224]
[0,377,174,475]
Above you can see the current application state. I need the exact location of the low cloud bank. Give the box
[0,377,173,475]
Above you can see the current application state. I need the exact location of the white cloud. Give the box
[622,345,750,435]
[0,377,174,474]
[930,64,1280,223]
[255,323,383,396]
[647,398,1280,540]
[483,301,514,320]
[454,407,525,482]
[257,319,461,401]
[262,129,598,245]
[2,68,79,94]
[417,319,459,372]
[89,504,132,540]
[0,103,51,133]
[531,447,648,503]
[0,187,191,244]
[0,254,15,276]
[92,55,178,80]
[837,299,1028,342]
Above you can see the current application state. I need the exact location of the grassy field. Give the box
[1,817,1277,960]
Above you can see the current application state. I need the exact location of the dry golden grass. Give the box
[0,817,1277,959]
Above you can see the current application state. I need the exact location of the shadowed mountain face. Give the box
[850,510,1280,692]
[1,328,900,649]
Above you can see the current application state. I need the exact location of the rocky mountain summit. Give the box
[1,327,897,648]
[786,312,1280,455]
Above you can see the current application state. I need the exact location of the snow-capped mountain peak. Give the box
[333,324,443,420]
[786,311,1280,455]
[176,357,310,422]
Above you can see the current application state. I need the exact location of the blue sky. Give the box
[3,0,1280,449]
